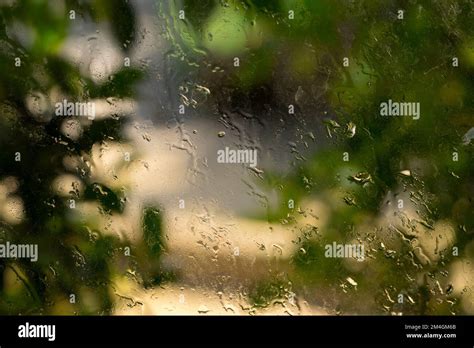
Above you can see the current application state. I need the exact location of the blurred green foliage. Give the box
[163,0,474,314]
[0,0,163,315]
[0,0,473,316]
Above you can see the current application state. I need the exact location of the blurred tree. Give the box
[0,0,166,315]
